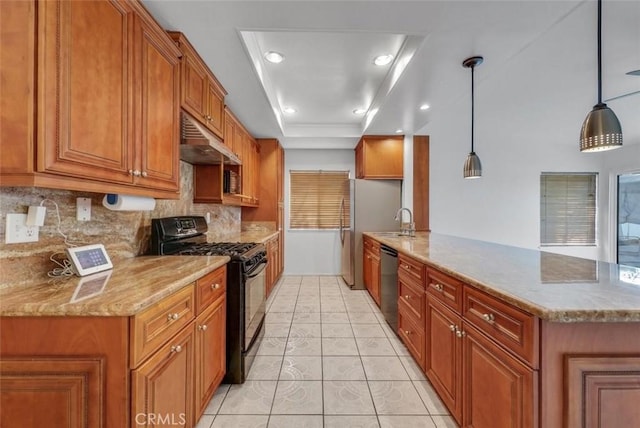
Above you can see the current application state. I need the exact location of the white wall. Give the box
[422,2,640,262]
[284,149,355,275]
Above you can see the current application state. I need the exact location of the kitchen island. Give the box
[0,255,229,428]
[365,231,640,428]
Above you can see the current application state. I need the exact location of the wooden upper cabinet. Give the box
[135,13,181,191]
[0,0,181,198]
[169,31,227,140]
[355,135,404,179]
[38,0,135,183]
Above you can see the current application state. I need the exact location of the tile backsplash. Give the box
[0,162,240,285]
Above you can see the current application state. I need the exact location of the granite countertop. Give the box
[215,230,279,244]
[365,232,640,322]
[0,256,229,317]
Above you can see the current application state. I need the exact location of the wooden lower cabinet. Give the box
[462,321,535,428]
[0,267,228,428]
[265,235,282,297]
[194,295,226,419]
[132,323,195,428]
[363,236,381,306]
[425,297,463,423]
[398,303,426,369]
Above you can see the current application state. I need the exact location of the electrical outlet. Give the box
[77,197,91,221]
[5,213,39,243]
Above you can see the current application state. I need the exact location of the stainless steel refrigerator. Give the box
[340,179,402,289]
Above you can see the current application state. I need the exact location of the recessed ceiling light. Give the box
[395,129,403,134]
[373,54,394,66]
[264,51,285,64]
[283,107,297,114]
[419,104,430,110]
[353,108,367,115]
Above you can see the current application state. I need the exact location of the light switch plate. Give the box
[5,213,39,243]
[77,197,91,221]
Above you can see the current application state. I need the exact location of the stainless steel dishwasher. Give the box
[380,244,399,334]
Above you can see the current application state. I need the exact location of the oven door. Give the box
[244,259,267,351]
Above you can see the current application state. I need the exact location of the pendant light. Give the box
[580,0,622,152]
[463,56,483,179]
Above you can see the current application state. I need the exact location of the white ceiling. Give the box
[142,0,640,149]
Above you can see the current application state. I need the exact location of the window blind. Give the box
[289,170,349,229]
[540,173,597,246]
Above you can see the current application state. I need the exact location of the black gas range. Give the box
[150,216,267,384]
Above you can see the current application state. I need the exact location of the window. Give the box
[540,173,597,246]
[289,170,349,229]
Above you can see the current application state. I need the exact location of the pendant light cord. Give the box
[597,0,602,105]
[471,64,475,153]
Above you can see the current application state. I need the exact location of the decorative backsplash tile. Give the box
[0,162,240,285]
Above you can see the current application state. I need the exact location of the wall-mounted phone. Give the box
[65,244,113,276]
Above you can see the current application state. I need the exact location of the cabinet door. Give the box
[195,296,226,419]
[425,297,463,423]
[363,248,372,295]
[181,52,208,123]
[0,0,35,174]
[463,322,534,428]
[223,110,235,150]
[38,0,134,183]
[207,81,224,138]
[135,16,180,191]
[370,254,381,306]
[132,323,194,428]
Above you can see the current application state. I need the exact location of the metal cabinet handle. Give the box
[404,295,411,300]
[449,324,456,332]
[404,330,411,335]
[433,283,444,292]
[170,345,182,353]
[128,169,133,176]
[141,171,148,177]
[402,264,410,270]
[482,313,495,323]
[211,283,220,290]
[455,328,466,338]
[198,324,208,332]
[167,313,179,321]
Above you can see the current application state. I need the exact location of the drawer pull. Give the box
[167,313,179,321]
[455,328,466,338]
[433,283,444,292]
[402,264,410,270]
[170,345,182,353]
[404,295,411,300]
[404,330,412,335]
[449,324,456,332]
[211,283,220,290]
[482,313,495,323]
[198,324,208,332]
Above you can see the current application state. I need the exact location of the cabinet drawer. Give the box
[398,278,425,324]
[195,265,227,315]
[398,308,426,370]
[130,285,195,367]
[398,253,425,287]
[463,286,538,367]
[427,268,463,314]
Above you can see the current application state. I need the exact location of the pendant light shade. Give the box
[462,56,483,179]
[580,0,622,152]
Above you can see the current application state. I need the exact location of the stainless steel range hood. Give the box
[180,111,241,165]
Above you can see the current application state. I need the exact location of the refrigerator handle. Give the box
[339,198,345,244]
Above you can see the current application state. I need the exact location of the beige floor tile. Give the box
[413,381,450,415]
[361,356,410,380]
[431,415,458,427]
[378,415,437,428]
[285,337,322,356]
[218,381,277,415]
[271,380,323,414]
[323,381,376,415]
[351,323,387,337]
[322,337,359,356]
[246,356,284,380]
[279,356,323,380]
[324,415,380,428]
[368,381,429,415]
[212,415,268,428]
[267,415,323,428]
[323,356,366,380]
[356,337,397,356]
[203,384,230,414]
[321,323,354,338]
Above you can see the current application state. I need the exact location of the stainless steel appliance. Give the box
[150,216,267,384]
[380,244,399,332]
[340,179,402,289]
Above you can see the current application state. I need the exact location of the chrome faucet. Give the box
[394,207,415,237]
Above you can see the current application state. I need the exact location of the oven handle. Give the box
[246,259,268,278]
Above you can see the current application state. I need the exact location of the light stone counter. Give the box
[0,255,229,316]
[365,231,640,322]
[215,230,279,244]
